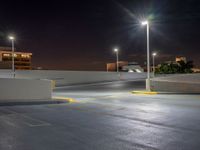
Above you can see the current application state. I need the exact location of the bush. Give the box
[156,60,193,74]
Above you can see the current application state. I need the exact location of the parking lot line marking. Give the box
[4,109,51,127]
[20,114,51,127]
[0,116,17,127]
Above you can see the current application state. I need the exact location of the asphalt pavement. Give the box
[1,80,200,150]
[53,80,145,99]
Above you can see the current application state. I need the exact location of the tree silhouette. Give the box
[156,60,193,74]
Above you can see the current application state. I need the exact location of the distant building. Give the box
[107,61,128,72]
[0,47,32,70]
[176,56,186,63]
[121,62,144,73]
[192,68,200,73]
[106,61,144,73]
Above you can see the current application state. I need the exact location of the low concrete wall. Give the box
[0,70,146,86]
[0,70,12,78]
[0,78,52,100]
[151,74,200,93]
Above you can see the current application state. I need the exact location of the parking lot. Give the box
[0,80,200,150]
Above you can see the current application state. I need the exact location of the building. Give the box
[107,61,128,72]
[121,62,144,73]
[176,56,186,63]
[106,61,144,73]
[106,61,128,71]
[192,68,200,73]
[0,47,32,70]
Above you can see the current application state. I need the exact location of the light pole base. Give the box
[146,79,151,91]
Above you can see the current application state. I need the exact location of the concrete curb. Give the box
[51,80,56,89]
[0,99,68,106]
[52,97,77,103]
[131,91,158,95]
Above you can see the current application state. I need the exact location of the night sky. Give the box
[0,0,200,70]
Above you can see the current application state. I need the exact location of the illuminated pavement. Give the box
[1,80,200,150]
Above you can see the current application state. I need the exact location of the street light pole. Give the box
[152,52,157,78]
[9,36,15,78]
[142,21,150,91]
[114,48,119,73]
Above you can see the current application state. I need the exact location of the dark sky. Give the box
[0,0,200,70]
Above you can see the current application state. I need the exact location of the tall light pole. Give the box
[152,52,157,78]
[9,36,15,78]
[114,48,119,72]
[141,20,150,91]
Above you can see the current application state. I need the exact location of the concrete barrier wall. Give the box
[151,80,200,93]
[0,70,146,86]
[0,70,12,78]
[150,73,200,93]
[154,73,200,82]
[0,78,52,100]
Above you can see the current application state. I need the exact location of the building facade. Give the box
[0,47,32,70]
[106,61,128,72]
[106,61,144,73]
[176,56,187,63]
[121,62,144,73]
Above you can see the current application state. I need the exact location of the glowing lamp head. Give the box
[141,21,148,25]
[114,48,118,52]
[9,36,15,40]
[152,52,157,56]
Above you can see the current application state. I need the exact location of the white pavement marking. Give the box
[4,109,51,127]
[20,115,51,127]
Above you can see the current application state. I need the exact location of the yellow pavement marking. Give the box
[52,97,77,103]
[131,91,158,95]
[51,80,56,89]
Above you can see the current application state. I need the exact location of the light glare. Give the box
[114,48,118,52]
[141,21,148,25]
[152,52,157,56]
[9,36,15,40]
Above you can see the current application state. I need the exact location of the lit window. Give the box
[21,54,30,58]
[3,53,10,57]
